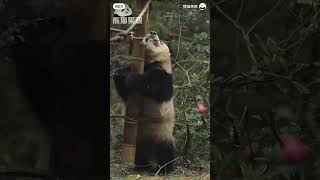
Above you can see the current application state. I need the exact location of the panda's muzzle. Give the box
[149,31,160,44]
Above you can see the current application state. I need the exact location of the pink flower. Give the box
[197,104,207,113]
[282,135,306,164]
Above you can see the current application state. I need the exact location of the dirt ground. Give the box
[110,158,210,179]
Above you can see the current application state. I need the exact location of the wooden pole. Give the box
[121,0,149,162]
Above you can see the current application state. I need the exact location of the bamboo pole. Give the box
[121,0,149,162]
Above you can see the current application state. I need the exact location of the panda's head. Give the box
[144,31,171,67]
[146,31,160,44]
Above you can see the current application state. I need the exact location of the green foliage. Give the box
[154,2,210,167]
[213,2,320,179]
[256,35,288,72]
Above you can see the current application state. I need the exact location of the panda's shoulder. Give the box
[144,62,171,77]
[145,62,162,71]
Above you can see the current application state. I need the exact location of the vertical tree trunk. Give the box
[122,0,149,162]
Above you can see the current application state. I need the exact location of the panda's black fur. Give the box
[113,31,175,174]
[113,61,173,102]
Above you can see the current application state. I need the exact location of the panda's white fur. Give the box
[139,33,175,143]
[142,33,172,74]
[139,97,175,142]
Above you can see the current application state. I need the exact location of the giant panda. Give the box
[113,31,175,173]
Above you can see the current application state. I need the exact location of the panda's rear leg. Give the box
[134,140,152,172]
[155,140,175,174]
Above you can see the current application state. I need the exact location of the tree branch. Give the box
[173,13,182,61]
[154,156,180,176]
[213,2,258,71]
[110,27,125,33]
[213,2,243,32]
[246,0,285,35]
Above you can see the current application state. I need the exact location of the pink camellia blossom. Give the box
[282,135,307,164]
[197,104,207,113]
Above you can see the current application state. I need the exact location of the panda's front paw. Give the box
[140,40,147,46]
[113,73,125,83]
[125,73,140,90]
[141,36,149,46]
[113,69,127,80]
[116,66,130,75]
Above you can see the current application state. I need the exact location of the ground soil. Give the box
[110,158,209,179]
